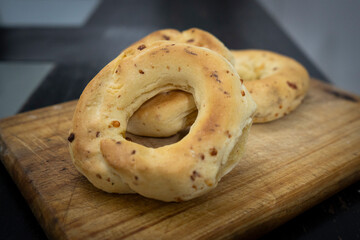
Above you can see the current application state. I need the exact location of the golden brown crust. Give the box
[232,49,309,122]
[129,28,235,65]
[69,42,256,201]
[126,28,234,137]
[127,49,309,137]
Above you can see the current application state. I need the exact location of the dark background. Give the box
[0,1,359,239]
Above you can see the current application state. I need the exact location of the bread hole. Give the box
[124,129,190,148]
[125,90,197,148]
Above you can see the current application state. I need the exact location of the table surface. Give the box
[0,1,359,239]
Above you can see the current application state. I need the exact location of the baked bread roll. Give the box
[232,49,309,122]
[68,41,256,202]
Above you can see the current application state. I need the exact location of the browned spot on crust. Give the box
[199,153,205,160]
[225,130,232,138]
[275,113,279,117]
[96,131,100,138]
[160,48,170,53]
[68,133,75,142]
[178,67,181,72]
[117,95,121,98]
[287,81,298,89]
[131,150,136,155]
[115,65,121,74]
[241,90,246,96]
[184,48,198,56]
[205,179,213,187]
[134,176,139,180]
[175,197,183,202]
[96,174,102,179]
[273,67,278,71]
[166,66,170,69]
[240,79,244,84]
[163,35,170,40]
[190,170,201,181]
[279,105,283,109]
[125,137,132,141]
[137,44,146,50]
[192,185,197,190]
[111,120,120,128]
[150,51,159,56]
[209,147,217,156]
[151,65,155,69]
[116,141,121,144]
[187,39,195,43]
[139,70,145,74]
[107,177,111,182]
[210,71,221,83]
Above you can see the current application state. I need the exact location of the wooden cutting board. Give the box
[0,79,359,240]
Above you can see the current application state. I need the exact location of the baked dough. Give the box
[68,41,256,202]
[126,27,235,137]
[129,28,235,65]
[128,49,309,137]
[127,90,197,137]
[126,28,235,137]
[233,49,309,122]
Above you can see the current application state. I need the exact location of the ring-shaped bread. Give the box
[68,42,256,202]
[127,49,309,137]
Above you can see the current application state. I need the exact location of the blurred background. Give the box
[0,0,359,119]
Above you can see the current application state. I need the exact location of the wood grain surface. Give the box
[0,79,360,240]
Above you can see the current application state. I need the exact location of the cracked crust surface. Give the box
[69,42,256,202]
